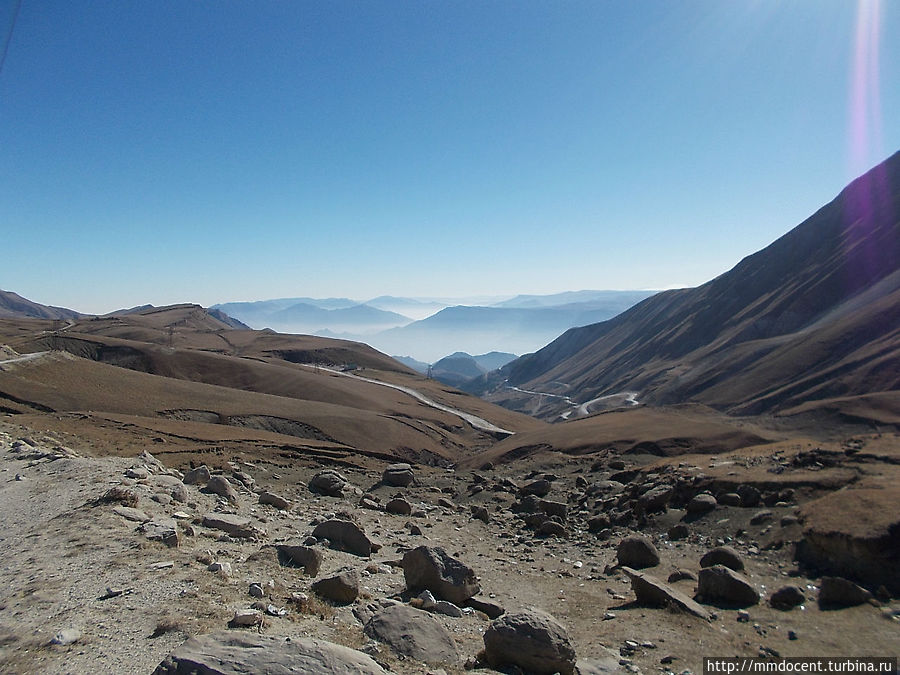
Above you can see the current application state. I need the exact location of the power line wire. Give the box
[0,0,22,78]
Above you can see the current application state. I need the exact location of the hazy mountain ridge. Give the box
[0,289,83,321]
[474,151,900,421]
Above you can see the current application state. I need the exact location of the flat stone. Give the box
[139,518,180,547]
[363,603,460,664]
[202,513,265,539]
[259,491,291,510]
[466,595,505,619]
[621,567,711,620]
[153,632,387,674]
[113,505,150,522]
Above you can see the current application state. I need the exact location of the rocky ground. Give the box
[0,418,898,674]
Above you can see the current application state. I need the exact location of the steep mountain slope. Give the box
[0,289,83,320]
[475,152,900,421]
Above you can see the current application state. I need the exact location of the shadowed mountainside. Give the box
[471,151,900,423]
[0,289,83,321]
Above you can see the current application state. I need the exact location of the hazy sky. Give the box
[1,1,897,314]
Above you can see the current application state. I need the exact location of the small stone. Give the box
[259,491,291,510]
[206,476,239,503]
[50,629,81,646]
[309,469,349,497]
[125,466,149,480]
[249,583,265,598]
[433,600,464,617]
[385,498,412,515]
[788,630,798,640]
[686,493,717,514]
[668,524,689,541]
[229,609,262,627]
[750,510,773,525]
[737,610,750,622]
[818,577,873,609]
[769,585,805,610]
[312,569,360,605]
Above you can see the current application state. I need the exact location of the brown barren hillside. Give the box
[0,306,543,468]
[472,151,900,424]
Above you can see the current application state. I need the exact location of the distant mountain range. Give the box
[365,296,656,362]
[470,150,900,422]
[213,290,657,363]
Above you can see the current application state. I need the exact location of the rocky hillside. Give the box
[473,152,900,421]
[0,289,82,320]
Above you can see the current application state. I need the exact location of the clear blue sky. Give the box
[1,1,897,314]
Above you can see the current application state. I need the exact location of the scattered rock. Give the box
[700,546,744,572]
[312,569,360,605]
[206,476,239,503]
[312,519,377,557]
[696,565,759,607]
[521,478,552,497]
[719,492,742,506]
[385,497,412,515]
[309,469,349,497]
[98,486,139,507]
[470,505,490,523]
[228,609,263,628]
[769,585,805,610]
[537,520,568,538]
[139,518,180,547]
[202,513,265,539]
[154,475,188,503]
[668,524,689,540]
[276,545,323,575]
[686,493,717,515]
[818,576,873,609]
[50,629,81,646]
[466,595,505,619]
[113,505,150,522]
[153,632,387,674]
[125,466,149,480]
[637,484,674,514]
[667,569,697,583]
[483,608,576,675]
[587,515,611,533]
[363,603,460,664]
[401,545,480,604]
[750,510,774,526]
[382,463,415,487]
[737,485,761,507]
[182,465,211,485]
[617,535,660,569]
[621,567,711,620]
[259,491,291,510]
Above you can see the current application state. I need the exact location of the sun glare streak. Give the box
[849,0,884,176]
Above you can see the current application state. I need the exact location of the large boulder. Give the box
[363,603,459,664]
[818,576,873,609]
[483,608,576,675]
[312,519,377,557]
[695,565,759,607]
[276,545,323,575]
[153,632,386,674]
[401,546,480,604]
[312,569,360,605]
[205,476,239,503]
[621,567,711,620]
[309,469,349,497]
[699,546,744,572]
[616,535,660,569]
[382,463,415,487]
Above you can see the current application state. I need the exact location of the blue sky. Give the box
[1,1,897,314]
